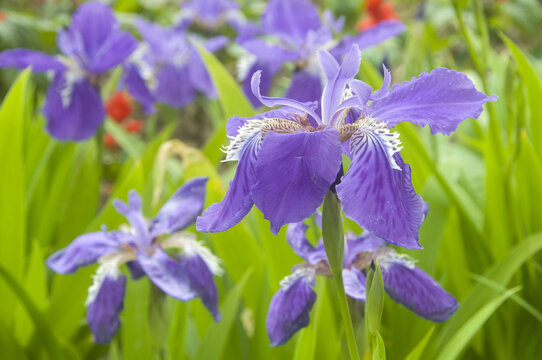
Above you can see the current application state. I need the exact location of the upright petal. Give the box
[113,191,151,249]
[85,31,138,73]
[197,124,262,232]
[150,177,208,236]
[262,0,321,46]
[86,265,126,344]
[47,232,119,274]
[380,254,459,322]
[367,67,498,135]
[267,269,317,346]
[286,221,327,264]
[252,127,342,234]
[0,49,65,73]
[337,126,425,249]
[138,248,197,301]
[43,75,105,141]
[343,268,366,301]
[318,45,361,125]
[285,70,323,106]
[242,61,272,108]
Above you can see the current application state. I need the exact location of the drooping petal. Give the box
[138,248,197,301]
[252,127,342,234]
[318,45,361,125]
[286,221,327,265]
[367,67,498,135]
[343,268,366,301]
[380,254,459,322]
[251,71,321,123]
[203,36,229,53]
[155,63,196,107]
[0,49,65,73]
[331,20,405,58]
[120,63,155,114]
[197,125,262,232]
[345,231,386,265]
[187,45,217,99]
[43,75,105,141]
[46,232,119,274]
[150,177,208,236]
[285,70,323,106]
[86,264,126,344]
[337,127,425,249]
[113,191,151,249]
[126,260,145,280]
[261,0,321,47]
[267,269,317,346]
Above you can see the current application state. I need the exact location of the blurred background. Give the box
[1,0,542,359]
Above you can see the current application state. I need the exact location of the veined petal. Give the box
[337,123,425,249]
[251,71,321,124]
[150,177,208,236]
[252,127,342,234]
[367,67,498,135]
[261,0,321,46]
[86,253,128,344]
[0,49,65,73]
[138,248,197,301]
[267,267,317,346]
[43,75,105,141]
[318,45,361,125]
[46,232,119,274]
[380,252,459,322]
[286,221,327,265]
[343,268,366,301]
[197,121,263,232]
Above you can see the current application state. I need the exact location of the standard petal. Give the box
[43,75,105,141]
[286,221,327,264]
[138,248,197,301]
[187,45,217,99]
[196,128,261,232]
[380,255,459,322]
[337,128,425,248]
[267,269,317,346]
[86,268,126,344]
[46,232,119,274]
[252,127,342,234]
[343,268,366,301]
[113,190,151,248]
[285,70,323,105]
[179,253,220,321]
[150,177,208,236]
[0,49,65,73]
[318,45,361,125]
[155,63,196,107]
[370,65,391,101]
[86,31,138,73]
[261,0,321,46]
[367,67,498,135]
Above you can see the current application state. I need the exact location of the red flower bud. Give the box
[105,91,132,123]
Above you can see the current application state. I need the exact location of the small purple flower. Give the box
[0,1,137,141]
[197,44,497,249]
[120,18,226,111]
[178,0,248,32]
[47,178,223,344]
[266,216,459,346]
[236,0,406,106]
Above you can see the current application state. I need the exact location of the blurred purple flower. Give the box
[178,0,252,34]
[120,18,227,112]
[266,215,459,346]
[197,44,497,248]
[236,0,406,107]
[0,1,137,141]
[47,177,223,344]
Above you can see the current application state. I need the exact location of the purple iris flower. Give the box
[178,0,249,33]
[236,0,406,107]
[120,18,227,112]
[0,1,137,141]
[47,178,223,344]
[197,44,497,249]
[266,214,459,346]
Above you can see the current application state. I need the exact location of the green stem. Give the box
[322,191,360,359]
[95,124,105,167]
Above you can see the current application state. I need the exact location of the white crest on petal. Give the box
[376,248,416,271]
[59,57,86,109]
[128,44,157,91]
[85,249,135,306]
[354,117,403,170]
[236,51,257,81]
[162,232,223,276]
[279,265,316,289]
[222,119,266,162]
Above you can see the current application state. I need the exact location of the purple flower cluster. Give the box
[47,178,222,344]
[266,213,459,345]
[197,44,496,250]
[0,1,137,141]
[236,0,406,107]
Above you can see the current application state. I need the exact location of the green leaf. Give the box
[104,119,145,159]
[195,271,251,360]
[404,327,434,360]
[322,191,344,276]
[121,277,152,360]
[194,42,255,164]
[0,69,30,326]
[436,287,520,360]
[365,261,384,336]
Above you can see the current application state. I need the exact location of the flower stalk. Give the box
[322,191,360,360]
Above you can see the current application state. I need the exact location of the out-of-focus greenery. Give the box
[1,0,542,359]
